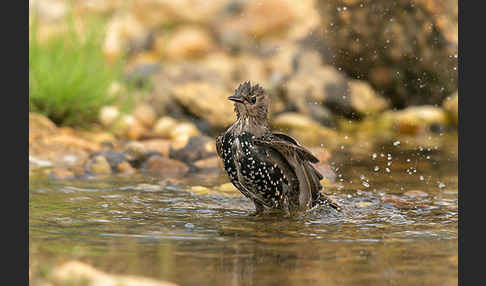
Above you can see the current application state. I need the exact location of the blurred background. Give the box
[29,0,458,148]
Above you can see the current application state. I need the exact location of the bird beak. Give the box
[228,93,245,103]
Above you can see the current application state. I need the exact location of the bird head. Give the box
[228,81,269,121]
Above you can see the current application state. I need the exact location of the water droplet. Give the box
[362,181,370,188]
[393,140,400,146]
[374,166,380,172]
[386,168,391,173]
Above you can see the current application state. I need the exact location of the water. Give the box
[29,134,458,286]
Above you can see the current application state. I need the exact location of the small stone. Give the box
[137,139,173,156]
[113,115,147,140]
[117,161,135,174]
[99,106,120,127]
[153,117,179,138]
[48,168,74,179]
[87,155,112,175]
[142,155,189,175]
[133,103,157,128]
[169,123,201,145]
[193,156,220,170]
[379,106,449,135]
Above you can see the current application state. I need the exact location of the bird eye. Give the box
[249,97,256,104]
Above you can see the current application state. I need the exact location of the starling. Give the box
[216,81,341,216]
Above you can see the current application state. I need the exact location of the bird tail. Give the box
[304,163,342,212]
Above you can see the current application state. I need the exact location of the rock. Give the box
[316,0,458,107]
[170,123,201,146]
[50,260,177,286]
[29,156,53,168]
[193,156,221,170]
[99,106,120,128]
[153,117,179,138]
[29,112,57,139]
[380,106,449,135]
[136,139,173,156]
[216,183,242,197]
[355,201,376,208]
[171,82,236,128]
[272,112,339,147]
[348,80,389,115]
[133,103,157,128]
[169,136,216,165]
[113,115,147,140]
[142,155,190,175]
[164,26,215,60]
[85,155,112,175]
[117,161,136,174]
[443,91,458,126]
[403,190,429,198]
[48,168,75,179]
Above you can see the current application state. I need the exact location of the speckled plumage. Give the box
[216,81,341,215]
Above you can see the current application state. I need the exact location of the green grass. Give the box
[29,13,130,127]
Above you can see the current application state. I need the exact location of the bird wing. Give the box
[215,134,223,158]
[252,133,324,210]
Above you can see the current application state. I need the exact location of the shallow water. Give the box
[29,134,458,286]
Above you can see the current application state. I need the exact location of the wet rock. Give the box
[29,156,53,168]
[442,91,458,126]
[316,0,458,107]
[272,112,339,147]
[50,260,178,286]
[99,105,120,128]
[171,82,236,128]
[379,106,449,135]
[141,155,190,175]
[85,155,112,175]
[355,201,376,208]
[169,136,216,164]
[403,190,429,199]
[133,103,157,128]
[134,139,173,156]
[165,26,215,60]
[48,168,75,180]
[117,161,136,174]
